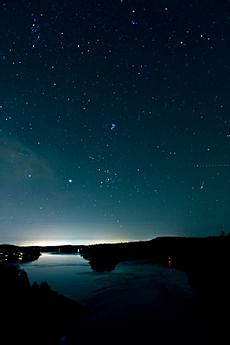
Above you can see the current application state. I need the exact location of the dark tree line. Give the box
[0,263,85,345]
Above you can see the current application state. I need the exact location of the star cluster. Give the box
[1,0,230,244]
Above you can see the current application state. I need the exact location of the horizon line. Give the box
[1,234,222,247]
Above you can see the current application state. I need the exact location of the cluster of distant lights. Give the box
[19,238,132,247]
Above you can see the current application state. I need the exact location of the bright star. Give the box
[111,123,116,130]
[200,180,205,191]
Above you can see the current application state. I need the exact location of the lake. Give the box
[22,253,98,303]
[22,253,194,304]
[22,253,200,344]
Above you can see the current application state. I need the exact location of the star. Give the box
[200,181,205,191]
[111,123,116,131]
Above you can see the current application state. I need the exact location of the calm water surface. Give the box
[22,253,200,345]
[22,253,194,306]
[22,253,97,303]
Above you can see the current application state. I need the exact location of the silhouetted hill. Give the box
[79,235,230,267]
[0,263,85,345]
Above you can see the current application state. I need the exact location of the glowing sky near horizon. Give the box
[1,0,230,245]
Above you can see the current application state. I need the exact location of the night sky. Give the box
[1,0,230,245]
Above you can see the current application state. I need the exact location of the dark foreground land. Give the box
[80,235,230,344]
[0,235,229,344]
[52,235,229,344]
[0,263,85,345]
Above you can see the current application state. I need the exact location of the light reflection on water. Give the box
[22,253,197,345]
[22,253,97,303]
[22,253,194,305]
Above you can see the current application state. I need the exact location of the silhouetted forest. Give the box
[0,263,85,345]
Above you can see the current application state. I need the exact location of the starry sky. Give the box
[1,0,230,245]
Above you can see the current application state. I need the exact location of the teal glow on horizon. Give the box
[0,1,230,244]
